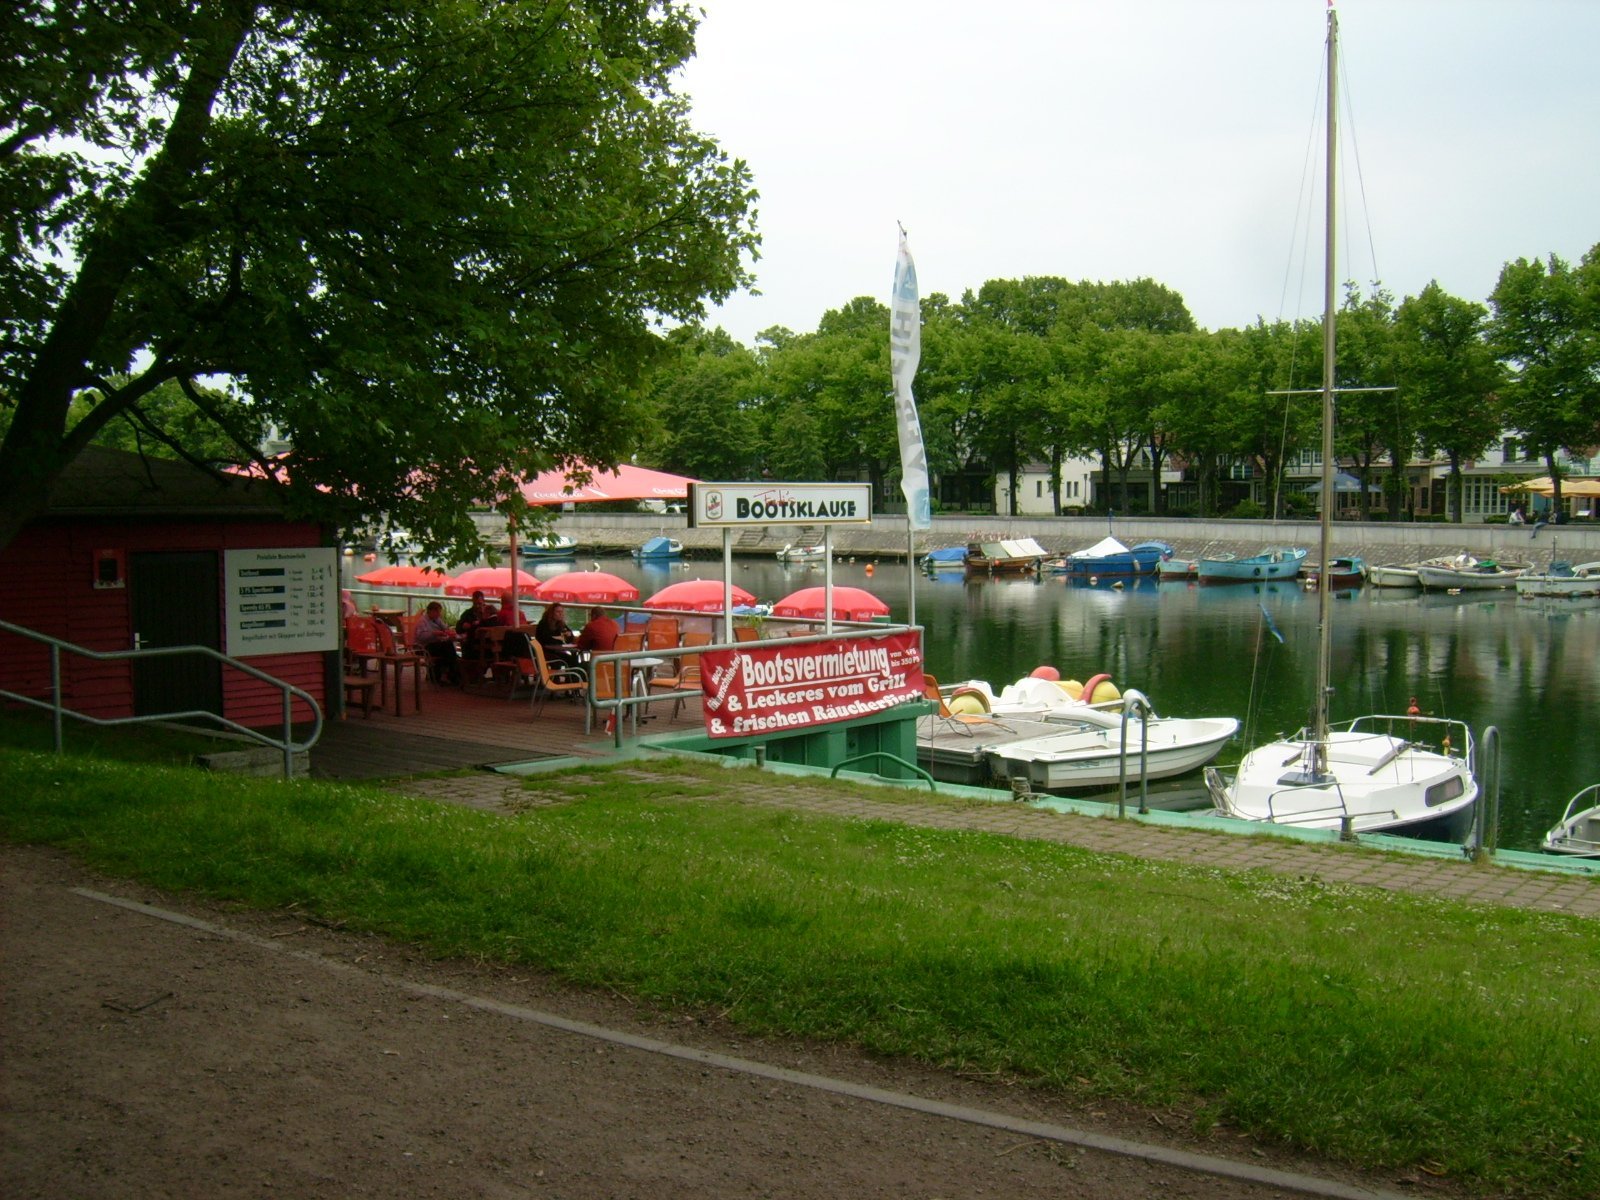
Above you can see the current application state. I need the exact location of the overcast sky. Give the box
[675,0,1599,345]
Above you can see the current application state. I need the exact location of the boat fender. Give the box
[1080,673,1120,707]
[1406,697,1421,718]
[948,686,990,714]
[1029,665,1060,681]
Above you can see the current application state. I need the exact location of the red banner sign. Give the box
[699,632,924,738]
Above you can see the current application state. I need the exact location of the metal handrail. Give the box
[1115,688,1155,817]
[0,618,322,779]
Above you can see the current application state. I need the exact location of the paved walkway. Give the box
[395,765,1600,923]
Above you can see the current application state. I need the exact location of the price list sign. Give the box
[223,548,340,656]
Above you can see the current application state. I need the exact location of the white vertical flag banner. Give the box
[890,228,931,530]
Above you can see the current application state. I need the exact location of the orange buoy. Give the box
[1030,665,1060,681]
[1406,696,1421,718]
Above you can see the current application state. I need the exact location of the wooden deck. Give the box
[311,673,706,781]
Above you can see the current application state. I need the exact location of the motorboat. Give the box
[965,537,1049,573]
[1157,556,1198,580]
[1415,558,1525,591]
[918,674,1238,793]
[1047,536,1173,578]
[1196,546,1307,584]
[1514,560,1600,598]
[1542,785,1600,857]
[632,535,684,561]
[1206,6,1480,845]
[920,546,968,573]
[1302,556,1365,588]
[519,533,578,561]
[775,543,826,563]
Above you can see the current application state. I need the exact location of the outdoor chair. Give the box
[648,632,710,719]
[343,616,386,711]
[373,619,425,716]
[529,641,586,716]
[922,674,1011,738]
[643,616,679,652]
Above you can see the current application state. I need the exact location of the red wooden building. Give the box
[0,446,334,729]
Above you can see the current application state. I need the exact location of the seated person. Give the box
[414,601,462,685]
[534,602,581,667]
[455,590,500,673]
[575,606,619,654]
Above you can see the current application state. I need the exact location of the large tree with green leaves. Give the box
[0,0,757,555]
[1488,247,1600,513]
[1395,283,1504,523]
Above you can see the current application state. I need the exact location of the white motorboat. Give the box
[1514,560,1600,598]
[1208,7,1481,844]
[775,543,826,563]
[1542,784,1600,857]
[1415,559,1525,591]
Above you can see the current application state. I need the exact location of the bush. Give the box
[1228,499,1266,520]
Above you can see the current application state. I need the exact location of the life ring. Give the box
[1079,673,1120,706]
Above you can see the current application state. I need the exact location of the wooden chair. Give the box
[343,616,386,711]
[341,673,378,718]
[373,619,425,716]
[529,641,586,716]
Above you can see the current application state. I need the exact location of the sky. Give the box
[674,0,1600,345]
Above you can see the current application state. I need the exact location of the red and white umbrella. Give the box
[355,564,451,588]
[771,586,890,623]
[444,566,540,598]
[643,578,755,613]
[530,571,639,605]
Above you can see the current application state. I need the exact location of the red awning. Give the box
[517,462,697,506]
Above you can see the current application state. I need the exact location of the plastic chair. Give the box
[343,616,386,709]
[648,635,708,719]
[614,631,645,653]
[587,659,632,735]
[643,616,679,652]
[530,641,587,716]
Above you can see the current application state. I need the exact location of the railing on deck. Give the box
[588,622,918,751]
[0,618,321,779]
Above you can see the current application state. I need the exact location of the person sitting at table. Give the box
[456,590,500,677]
[534,602,581,667]
[414,600,463,685]
[575,606,619,655]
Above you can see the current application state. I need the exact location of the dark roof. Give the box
[44,445,293,518]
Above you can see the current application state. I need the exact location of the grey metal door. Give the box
[130,551,223,717]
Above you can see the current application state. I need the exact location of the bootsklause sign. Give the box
[699,632,924,738]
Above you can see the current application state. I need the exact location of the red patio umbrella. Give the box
[643,578,756,613]
[444,566,540,598]
[355,564,451,588]
[530,571,639,605]
[771,585,890,623]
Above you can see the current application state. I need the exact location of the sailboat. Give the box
[1205,5,1480,842]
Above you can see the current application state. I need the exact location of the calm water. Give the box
[347,552,1600,852]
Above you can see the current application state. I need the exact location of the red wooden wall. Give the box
[0,518,330,729]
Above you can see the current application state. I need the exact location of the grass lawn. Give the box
[1,720,1596,1198]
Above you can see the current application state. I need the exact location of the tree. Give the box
[1395,283,1503,523]
[0,0,757,556]
[640,327,762,481]
[1489,247,1600,514]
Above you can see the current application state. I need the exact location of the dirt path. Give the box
[2,844,1443,1199]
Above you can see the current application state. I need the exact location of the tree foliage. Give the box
[1,0,758,555]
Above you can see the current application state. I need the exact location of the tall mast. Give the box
[1313,5,1338,760]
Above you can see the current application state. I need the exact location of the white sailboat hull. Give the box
[1209,717,1478,841]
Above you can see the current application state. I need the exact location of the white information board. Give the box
[223,547,340,656]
